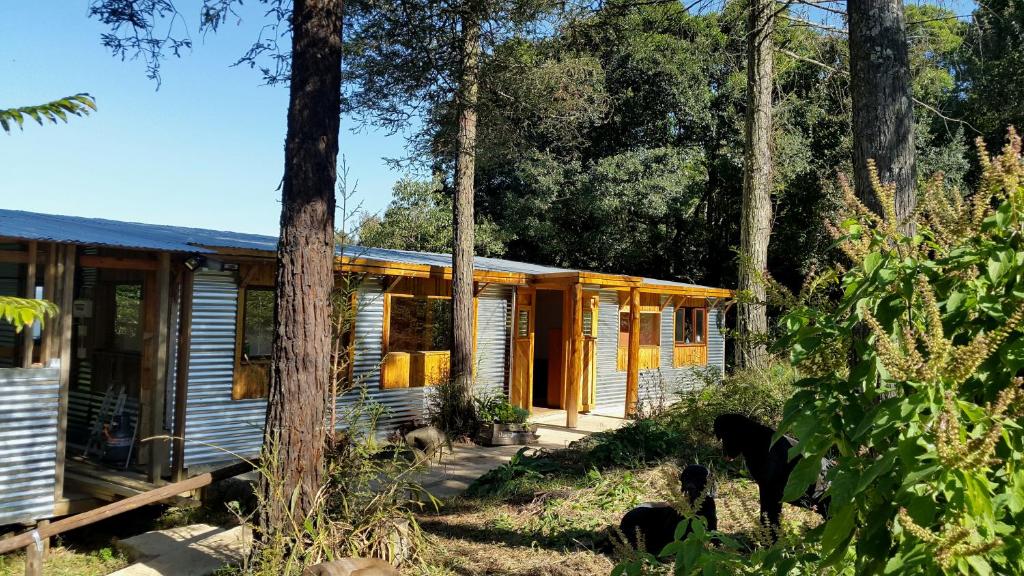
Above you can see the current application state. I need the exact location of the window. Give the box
[619,311,661,346]
[389,297,452,353]
[242,287,274,360]
[674,306,707,346]
[113,284,142,351]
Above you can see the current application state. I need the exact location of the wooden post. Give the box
[20,242,37,368]
[38,245,57,363]
[625,287,641,417]
[54,245,75,501]
[565,283,583,429]
[171,269,194,483]
[149,253,172,483]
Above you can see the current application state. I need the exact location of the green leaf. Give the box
[864,252,883,275]
[784,452,825,502]
[820,503,855,557]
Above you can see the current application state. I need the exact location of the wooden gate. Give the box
[579,291,598,412]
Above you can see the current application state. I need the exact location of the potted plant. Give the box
[474,395,538,446]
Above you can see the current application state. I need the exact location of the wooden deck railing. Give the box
[0,461,253,576]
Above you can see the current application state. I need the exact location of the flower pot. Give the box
[477,422,539,446]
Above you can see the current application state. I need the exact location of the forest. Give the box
[354,0,1017,299]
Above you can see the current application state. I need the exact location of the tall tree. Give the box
[345,0,552,400]
[848,0,917,221]
[261,0,343,531]
[452,4,482,392]
[736,0,774,368]
[89,0,343,531]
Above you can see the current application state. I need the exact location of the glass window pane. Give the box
[582,309,594,337]
[390,297,452,352]
[640,313,660,346]
[114,284,143,351]
[674,308,687,343]
[243,288,274,359]
[618,312,630,347]
[517,309,530,338]
[694,308,705,343]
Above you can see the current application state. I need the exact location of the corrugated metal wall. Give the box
[594,290,627,415]
[181,274,513,467]
[0,367,59,525]
[183,271,266,466]
[474,284,511,397]
[592,290,725,417]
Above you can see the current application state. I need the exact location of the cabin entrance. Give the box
[510,287,568,412]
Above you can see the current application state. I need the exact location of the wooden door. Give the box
[510,288,535,411]
[546,328,563,408]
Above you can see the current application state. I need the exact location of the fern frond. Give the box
[1,94,97,133]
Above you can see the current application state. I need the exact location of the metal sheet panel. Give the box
[593,290,627,417]
[0,367,59,524]
[183,271,266,467]
[340,278,427,429]
[474,284,511,398]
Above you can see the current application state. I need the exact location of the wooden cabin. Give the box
[0,208,731,526]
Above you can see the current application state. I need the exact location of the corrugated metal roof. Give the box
[0,208,722,290]
[0,209,276,254]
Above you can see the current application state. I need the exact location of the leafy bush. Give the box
[617,132,1024,575]
[666,362,797,462]
[475,394,529,424]
[581,417,685,469]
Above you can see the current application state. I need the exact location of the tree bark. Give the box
[849,0,917,225]
[736,0,774,369]
[451,9,480,393]
[260,0,342,534]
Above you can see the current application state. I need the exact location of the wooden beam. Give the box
[625,287,641,417]
[38,245,57,362]
[20,242,37,367]
[566,283,583,429]
[148,253,172,483]
[78,254,159,271]
[0,249,30,264]
[54,245,75,501]
[171,269,194,483]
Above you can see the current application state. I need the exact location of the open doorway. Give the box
[532,289,564,409]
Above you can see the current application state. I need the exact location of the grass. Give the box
[406,457,822,576]
[0,543,128,576]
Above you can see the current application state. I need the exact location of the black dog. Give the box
[713,413,829,530]
[618,464,718,556]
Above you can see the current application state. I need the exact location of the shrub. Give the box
[616,131,1024,575]
[475,394,529,424]
[666,362,796,462]
[425,372,478,440]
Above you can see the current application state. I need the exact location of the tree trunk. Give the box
[451,10,480,394]
[736,0,774,369]
[849,0,917,225]
[260,0,342,535]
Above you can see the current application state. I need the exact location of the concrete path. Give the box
[418,411,625,498]
[110,412,625,575]
[112,524,251,576]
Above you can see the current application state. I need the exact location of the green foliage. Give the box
[774,132,1024,574]
[425,372,478,440]
[356,178,507,256]
[0,296,58,333]
[239,390,435,574]
[474,394,528,424]
[581,417,684,470]
[1,94,96,133]
[667,363,797,462]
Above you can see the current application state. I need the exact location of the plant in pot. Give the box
[474,394,538,446]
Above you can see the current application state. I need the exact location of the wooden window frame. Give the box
[673,305,708,348]
[232,283,274,400]
[616,295,662,371]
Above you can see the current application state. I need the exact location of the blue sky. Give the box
[1,1,409,237]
